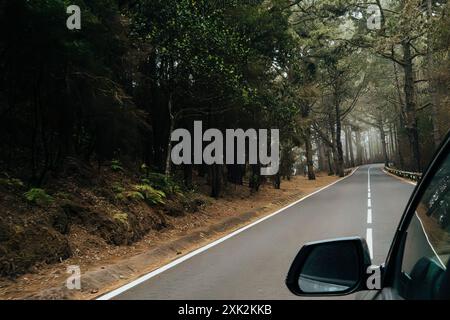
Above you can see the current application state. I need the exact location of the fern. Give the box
[111,159,124,172]
[116,184,166,205]
[133,184,166,205]
[144,172,182,195]
[24,188,53,205]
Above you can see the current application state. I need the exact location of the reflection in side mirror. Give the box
[298,241,360,293]
[286,237,372,296]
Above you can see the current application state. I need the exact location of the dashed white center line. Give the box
[367,167,373,260]
[366,228,373,259]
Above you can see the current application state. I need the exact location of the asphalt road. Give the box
[105,164,415,300]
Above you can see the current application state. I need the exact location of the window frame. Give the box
[382,131,450,291]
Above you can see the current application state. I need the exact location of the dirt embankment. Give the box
[0,163,342,300]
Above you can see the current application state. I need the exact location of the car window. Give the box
[399,152,450,299]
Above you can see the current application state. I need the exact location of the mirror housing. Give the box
[286,237,373,296]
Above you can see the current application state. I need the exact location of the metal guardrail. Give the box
[384,166,422,182]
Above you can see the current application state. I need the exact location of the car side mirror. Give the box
[286,237,373,296]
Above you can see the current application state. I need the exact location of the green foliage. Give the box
[2,0,446,196]
[110,160,124,172]
[144,172,182,195]
[0,176,24,188]
[24,188,53,205]
[112,211,129,225]
[116,183,166,205]
[133,184,166,205]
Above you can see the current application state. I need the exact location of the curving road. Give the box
[100,164,415,300]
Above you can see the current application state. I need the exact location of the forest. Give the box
[1,0,449,195]
[0,0,449,283]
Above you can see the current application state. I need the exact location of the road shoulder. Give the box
[1,171,356,300]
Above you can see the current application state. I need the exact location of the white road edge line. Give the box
[414,213,446,268]
[96,167,360,300]
[366,228,373,260]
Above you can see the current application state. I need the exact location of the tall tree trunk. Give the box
[326,146,334,175]
[368,133,373,162]
[394,122,405,169]
[344,126,350,167]
[165,93,174,177]
[393,61,406,169]
[304,126,316,180]
[378,122,389,167]
[389,123,396,165]
[402,41,421,172]
[334,103,345,177]
[317,139,327,172]
[347,126,355,167]
[355,129,363,165]
[328,118,338,175]
[426,0,441,148]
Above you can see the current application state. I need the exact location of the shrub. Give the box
[24,188,53,205]
[116,184,166,205]
[110,159,124,172]
[144,172,182,195]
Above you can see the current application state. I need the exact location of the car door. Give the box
[375,133,450,300]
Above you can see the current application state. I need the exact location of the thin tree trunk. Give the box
[368,134,373,162]
[378,122,389,167]
[393,61,406,169]
[355,129,363,165]
[344,126,350,167]
[334,104,345,177]
[317,138,327,172]
[347,126,355,167]
[389,123,395,165]
[305,126,316,180]
[165,93,174,177]
[326,146,334,175]
[394,122,404,169]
